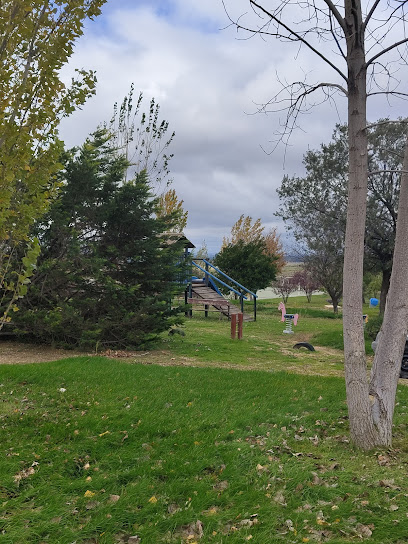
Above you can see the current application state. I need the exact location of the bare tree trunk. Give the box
[342,0,379,449]
[369,135,408,445]
[379,268,391,315]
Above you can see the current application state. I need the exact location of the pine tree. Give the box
[17,130,185,349]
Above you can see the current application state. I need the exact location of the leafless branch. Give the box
[366,38,408,68]
[363,0,382,31]
[321,0,346,32]
[222,0,348,82]
[367,91,408,98]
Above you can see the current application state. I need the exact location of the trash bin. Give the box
[372,334,408,379]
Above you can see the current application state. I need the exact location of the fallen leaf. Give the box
[202,506,218,516]
[379,479,399,489]
[148,495,158,504]
[377,454,390,466]
[84,490,95,498]
[14,466,35,484]
[168,503,180,514]
[175,520,204,540]
[109,494,120,503]
[273,490,287,506]
[355,523,373,537]
[213,480,228,492]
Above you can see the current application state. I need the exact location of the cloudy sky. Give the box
[59,0,406,254]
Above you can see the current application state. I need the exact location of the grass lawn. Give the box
[1,295,408,543]
[162,295,377,375]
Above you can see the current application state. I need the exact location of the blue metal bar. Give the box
[192,261,247,299]
[198,258,257,299]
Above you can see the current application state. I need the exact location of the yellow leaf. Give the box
[148,495,158,504]
[99,431,110,437]
[84,490,95,498]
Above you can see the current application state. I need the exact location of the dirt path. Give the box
[1,340,407,385]
[0,341,85,364]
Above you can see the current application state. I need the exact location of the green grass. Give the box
[163,295,377,375]
[2,295,404,543]
[1,357,408,543]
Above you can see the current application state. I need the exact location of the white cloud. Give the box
[59,0,406,254]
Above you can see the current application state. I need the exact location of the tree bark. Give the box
[342,0,379,449]
[369,135,408,445]
[379,268,391,315]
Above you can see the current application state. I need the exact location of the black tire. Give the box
[293,342,315,352]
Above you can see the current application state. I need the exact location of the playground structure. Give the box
[278,302,299,334]
[186,258,257,322]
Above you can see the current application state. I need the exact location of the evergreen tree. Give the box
[17,130,185,349]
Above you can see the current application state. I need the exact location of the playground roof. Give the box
[163,232,195,249]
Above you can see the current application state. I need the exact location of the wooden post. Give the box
[238,313,243,340]
[231,314,237,339]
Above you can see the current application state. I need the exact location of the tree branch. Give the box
[244,0,348,82]
[366,119,408,131]
[363,0,381,31]
[367,91,408,98]
[321,0,346,32]
[369,169,408,176]
[366,38,408,68]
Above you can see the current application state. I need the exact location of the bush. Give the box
[365,314,383,340]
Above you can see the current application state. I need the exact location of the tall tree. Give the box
[0,0,105,328]
[225,0,408,448]
[17,130,185,349]
[157,188,188,232]
[223,215,286,272]
[108,84,175,189]
[264,228,286,273]
[277,121,406,314]
[214,239,277,294]
[222,215,264,248]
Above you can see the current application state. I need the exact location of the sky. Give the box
[59,0,407,255]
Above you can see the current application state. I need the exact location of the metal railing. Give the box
[190,259,257,321]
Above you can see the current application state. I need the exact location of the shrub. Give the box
[365,314,383,341]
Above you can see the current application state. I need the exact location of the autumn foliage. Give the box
[222,215,286,273]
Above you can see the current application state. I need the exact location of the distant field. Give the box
[281,261,303,277]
